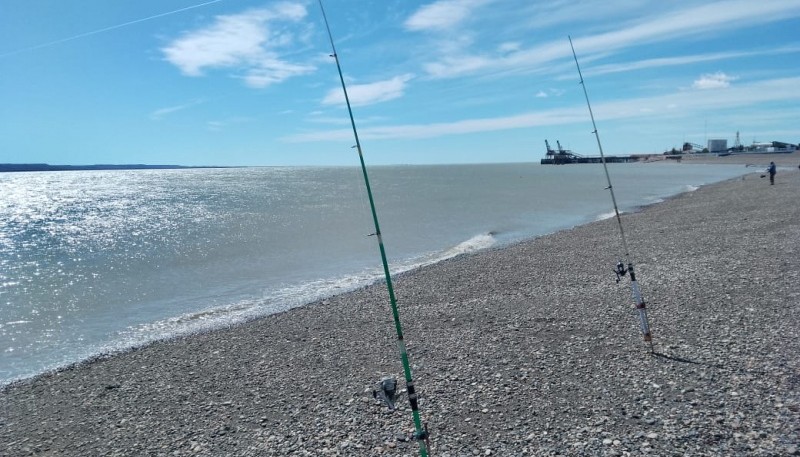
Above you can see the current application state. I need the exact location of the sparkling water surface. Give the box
[0,163,748,385]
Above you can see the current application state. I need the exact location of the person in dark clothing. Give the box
[767,162,776,185]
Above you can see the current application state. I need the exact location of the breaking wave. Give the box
[111,232,499,360]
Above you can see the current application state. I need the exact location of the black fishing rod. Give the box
[568,36,653,350]
[317,1,430,455]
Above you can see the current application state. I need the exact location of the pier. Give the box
[540,155,636,164]
[540,140,637,165]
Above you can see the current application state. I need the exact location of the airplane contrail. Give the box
[1,0,226,58]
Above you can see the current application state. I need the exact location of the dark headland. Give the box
[0,164,232,173]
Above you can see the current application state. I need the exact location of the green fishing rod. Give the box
[568,36,653,350]
[317,1,430,454]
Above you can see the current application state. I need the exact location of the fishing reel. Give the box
[410,422,431,451]
[614,261,628,283]
[395,422,431,452]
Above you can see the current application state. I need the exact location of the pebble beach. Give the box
[2,157,798,456]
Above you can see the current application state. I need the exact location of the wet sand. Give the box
[2,166,798,456]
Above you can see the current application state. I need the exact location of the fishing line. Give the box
[0,0,226,58]
[568,36,653,350]
[317,1,430,455]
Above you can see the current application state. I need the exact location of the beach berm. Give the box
[1,165,798,456]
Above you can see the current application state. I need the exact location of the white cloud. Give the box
[533,89,565,98]
[404,0,493,31]
[692,72,737,89]
[582,53,740,78]
[577,45,800,78]
[162,2,315,88]
[206,117,253,131]
[423,55,494,79]
[548,46,800,85]
[150,99,203,120]
[417,0,800,79]
[305,115,351,126]
[207,121,225,131]
[240,58,317,87]
[285,107,586,142]
[517,0,652,30]
[498,42,521,54]
[284,77,800,142]
[322,74,415,107]
[305,114,388,126]
[569,0,800,56]
[422,40,566,79]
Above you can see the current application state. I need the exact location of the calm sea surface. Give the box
[0,163,747,385]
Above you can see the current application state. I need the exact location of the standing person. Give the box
[767,161,776,185]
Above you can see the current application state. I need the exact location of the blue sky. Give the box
[1,0,799,166]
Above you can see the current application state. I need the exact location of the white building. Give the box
[707,139,728,153]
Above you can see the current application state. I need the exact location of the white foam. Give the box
[438,232,497,259]
[106,233,497,353]
[394,232,497,275]
[595,211,617,221]
[642,194,666,204]
[113,232,500,352]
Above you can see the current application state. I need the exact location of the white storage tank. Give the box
[708,139,728,153]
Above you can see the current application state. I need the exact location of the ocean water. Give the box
[0,163,747,386]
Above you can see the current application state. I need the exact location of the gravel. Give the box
[2,169,798,456]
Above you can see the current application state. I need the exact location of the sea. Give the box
[0,162,748,386]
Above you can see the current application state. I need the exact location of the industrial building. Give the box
[676,132,798,155]
[707,139,728,153]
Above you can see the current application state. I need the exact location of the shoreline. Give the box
[0,164,745,390]
[0,168,739,390]
[2,166,798,456]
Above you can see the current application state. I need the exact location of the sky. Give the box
[1,0,799,166]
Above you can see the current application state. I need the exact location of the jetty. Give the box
[540,140,636,164]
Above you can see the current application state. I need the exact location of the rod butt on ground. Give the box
[570,34,655,349]
[629,264,654,348]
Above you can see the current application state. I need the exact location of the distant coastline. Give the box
[0,164,233,173]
